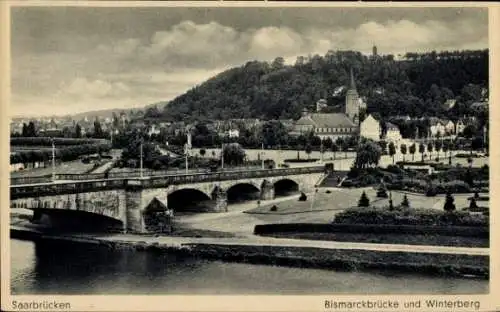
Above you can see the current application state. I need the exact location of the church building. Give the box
[290,68,364,141]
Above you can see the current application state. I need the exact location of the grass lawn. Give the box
[245,188,382,215]
[11,160,96,178]
[265,232,488,248]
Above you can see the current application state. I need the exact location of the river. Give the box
[10,239,488,295]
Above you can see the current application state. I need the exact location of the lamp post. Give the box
[185,143,189,174]
[140,139,144,178]
[261,142,265,169]
[221,143,224,170]
[51,138,56,182]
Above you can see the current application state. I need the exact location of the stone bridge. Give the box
[10,167,326,234]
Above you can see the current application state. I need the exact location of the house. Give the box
[385,122,402,142]
[228,129,240,138]
[445,99,457,110]
[147,124,161,136]
[444,120,455,135]
[429,118,446,137]
[360,114,381,141]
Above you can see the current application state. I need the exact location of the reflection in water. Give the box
[11,239,488,295]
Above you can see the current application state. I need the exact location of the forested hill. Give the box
[160,50,488,123]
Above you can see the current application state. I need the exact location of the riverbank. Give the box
[11,225,489,280]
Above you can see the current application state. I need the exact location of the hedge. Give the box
[332,206,487,227]
[10,141,111,164]
[284,158,319,163]
[254,222,488,238]
[11,137,106,146]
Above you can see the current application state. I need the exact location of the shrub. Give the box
[358,191,370,207]
[270,205,278,212]
[298,192,307,201]
[444,193,456,212]
[401,195,410,208]
[376,184,388,198]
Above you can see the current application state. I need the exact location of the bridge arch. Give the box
[273,178,300,197]
[167,188,212,213]
[226,182,261,203]
[29,208,124,232]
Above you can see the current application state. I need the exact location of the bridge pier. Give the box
[212,187,228,212]
[260,180,275,200]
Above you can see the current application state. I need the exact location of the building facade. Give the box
[360,114,381,141]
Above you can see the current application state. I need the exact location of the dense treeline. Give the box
[162,49,488,123]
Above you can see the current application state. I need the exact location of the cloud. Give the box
[11,17,487,117]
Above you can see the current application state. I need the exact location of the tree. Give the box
[222,143,246,166]
[400,144,407,162]
[388,142,396,164]
[21,123,28,137]
[435,140,442,161]
[376,182,388,198]
[75,124,82,139]
[401,195,410,208]
[200,148,206,158]
[358,191,370,207]
[355,139,382,169]
[271,56,285,70]
[305,143,312,159]
[443,192,456,212]
[331,142,338,160]
[378,140,388,154]
[341,140,350,158]
[442,141,449,164]
[419,143,425,162]
[261,120,288,148]
[467,156,473,168]
[427,141,434,160]
[93,119,104,138]
[409,144,416,161]
[27,121,36,137]
[469,197,478,211]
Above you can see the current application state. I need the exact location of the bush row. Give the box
[11,137,105,146]
[254,222,488,238]
[10,142,111,164]
[284,158,320,163]
[332,206,487,227]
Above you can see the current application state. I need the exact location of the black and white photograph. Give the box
[2,2,496,311]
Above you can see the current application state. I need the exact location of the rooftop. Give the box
[296,113,356,128]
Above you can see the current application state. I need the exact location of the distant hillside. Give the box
[69,102,165,120]
[162,50,488,122]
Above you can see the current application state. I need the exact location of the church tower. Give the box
[345,68,360,124]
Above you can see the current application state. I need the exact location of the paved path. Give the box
[25,229,485,256]
[88,161,114,174]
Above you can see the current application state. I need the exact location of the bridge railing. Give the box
[10,166,325,199]
[10,178,128,199]
[140,166,325,188]
[10,166,265,185]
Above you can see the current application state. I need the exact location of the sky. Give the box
[10,6,488,117]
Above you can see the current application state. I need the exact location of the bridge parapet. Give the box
[10,166,326,200]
